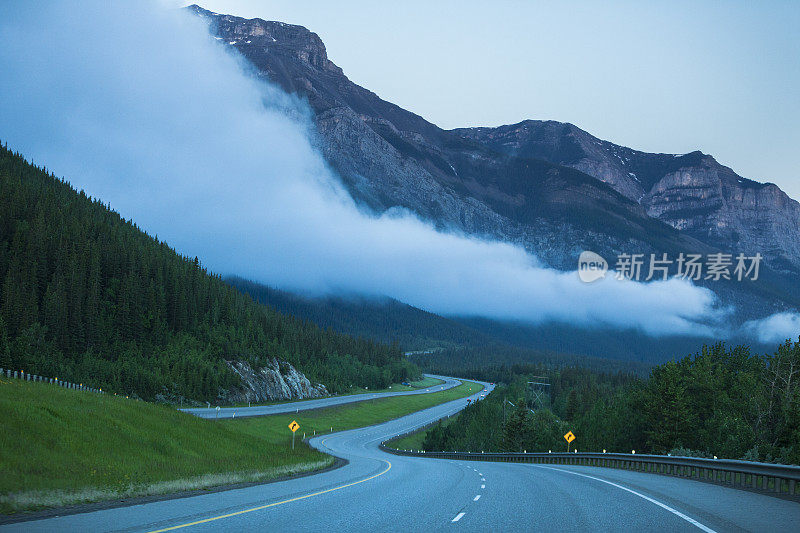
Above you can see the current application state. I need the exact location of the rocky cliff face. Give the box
[456,121,800,273]
[642,156,800,271]
[187,4,800,314]
[223,359,328,403]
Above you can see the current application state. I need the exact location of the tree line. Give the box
[420,341,800,465]
[0,143,416,401]
[226,276,491,350]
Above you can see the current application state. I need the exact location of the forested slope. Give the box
[226,276,491,350]
[0,144,415,401]
[420,341,800,465]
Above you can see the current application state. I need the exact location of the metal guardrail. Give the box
[380,444,800,498]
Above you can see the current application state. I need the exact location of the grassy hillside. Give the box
[0,143,415,400]
[0,376,478,514]
[0,378,327,514]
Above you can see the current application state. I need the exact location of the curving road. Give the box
[179,374,459,419]
[5,379,799,532]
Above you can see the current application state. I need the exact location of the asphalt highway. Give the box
[179,374,460,419]
[6,379,799,532]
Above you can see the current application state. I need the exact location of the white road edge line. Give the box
[473,495,481,501]
[452,512,466,522]
[532,466,717,533]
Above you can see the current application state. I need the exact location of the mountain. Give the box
[189,5,800,321]
[188,5,701,265]
[454,121,800,273]
[0,143,416,401]
[225,276,492,350]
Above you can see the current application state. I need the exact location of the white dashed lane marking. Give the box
[481,484,485,489]
[452,512,466,522]
[473,495,481,501]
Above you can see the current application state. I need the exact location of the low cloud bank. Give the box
[742,313,800,344]
[0,2,753,338]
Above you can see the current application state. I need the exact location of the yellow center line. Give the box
[146,459,392,533]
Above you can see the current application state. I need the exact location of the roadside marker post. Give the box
[289,420,300,449]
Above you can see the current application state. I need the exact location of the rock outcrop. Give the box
[223,359,328,403]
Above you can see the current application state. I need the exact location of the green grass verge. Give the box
[388,413,461,451]
[406,376,445,389]
[217,377,444,407]
[225,379,479,443]
[0,377,479,514]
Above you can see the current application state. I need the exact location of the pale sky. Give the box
[193,1,800,200]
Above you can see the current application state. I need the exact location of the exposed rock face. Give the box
[642,157,800,271]
[455,120,654,202]
[187,5,800,314]
[223,359,328,403]
[456,121,800,272]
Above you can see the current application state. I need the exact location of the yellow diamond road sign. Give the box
[289,420,300,433]
[564,431,575,443]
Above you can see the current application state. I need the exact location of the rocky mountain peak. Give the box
[188,4,341,74]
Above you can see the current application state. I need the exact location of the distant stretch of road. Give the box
[6,378,799,532]
[179,374,460,419]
